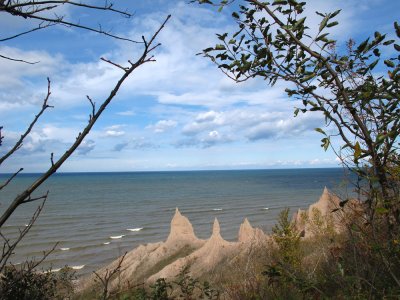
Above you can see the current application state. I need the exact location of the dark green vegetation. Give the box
[0,265,75,300]
[195,0,400,298]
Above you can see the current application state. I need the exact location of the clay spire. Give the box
[212,218,220,235]
[167,208,198,243]
[238,218,266,243]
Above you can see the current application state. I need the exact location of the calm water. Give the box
[0,168,352,275]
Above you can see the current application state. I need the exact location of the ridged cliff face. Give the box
[82,188,357,290]
[292,187,362,238]
[166,208,201,245]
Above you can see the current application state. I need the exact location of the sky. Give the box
[0,0,398,173]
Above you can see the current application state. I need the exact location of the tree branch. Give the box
[0,167,23,191]
[0,77,52,166]
[0,14,171,228]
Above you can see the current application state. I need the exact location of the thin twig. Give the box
[100,57,129,71]
[0,168,23,191]
[0,22,55,42]
[0,54,39,64]
[0,15,171,228]
[0,193,48,271]
[0,78,52,167]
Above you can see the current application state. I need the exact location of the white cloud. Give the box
[1,0,395,172]
[104,125,126,137]
[76,139,95,155]
[105,130,125,137]
[147,119,177,133]
[179,107,323,147]
[116,110,135,116]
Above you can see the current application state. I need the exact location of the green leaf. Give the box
[369,59,379,70]
[299,73,315,82]
[383,39,395,45]
[294,108,300,117]
[376,134,386,143]
[326,21,338,28]
[321,137,330,151]
[395,21,400,38]
[215,44,226,50]
[272,0,288,5]
[384,59,395,68]
[330,9,341,19]
[216,33,228,41]
[394,44,400,51]
[376,207,389,214]
[315,128,326,135]
[357,38,369,53]
[232,12,240,19]
[294,17,306,29]
[319,15,329,32]
[354,141,362,160]
[316,33,329,42]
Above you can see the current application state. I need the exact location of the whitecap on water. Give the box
[212,208,223,211]
[103,242,110,245]
[71,265,85,270]
[60,247,70,251]
[110,235,125,239]
[262,207,269,210]
[51,268,61,272]
[127,227,143,232]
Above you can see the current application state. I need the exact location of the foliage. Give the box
[198,0,399,214]
[194,0,400,295]
[107,266,219,300]
[271,208,301,267]
[173,265,198,299]
[0,264,75,300]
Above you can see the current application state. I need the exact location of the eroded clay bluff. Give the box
[81,188,360,290]
[292,187,363,238]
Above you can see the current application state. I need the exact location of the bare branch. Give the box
[0,168,23,191]
[100,57,129,71]
[0,126,3,146]
[0,54,39,64]
[0,21,54,42]
[87,95,96,121]
[0,15,171,228]
[1,1,139,44]
[0,77,52,166]
[93,252,127,300]
[4,1,132,18]
[0,192,48,271]
[26,241,58,271]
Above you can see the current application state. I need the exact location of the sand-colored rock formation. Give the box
[166,208,200,245]
[148,218,237,282]
[293,187,362,238]
[79,208,205,291]
[82,188,361,292]
[238,217,267,244]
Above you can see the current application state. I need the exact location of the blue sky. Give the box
[0,0,398,172]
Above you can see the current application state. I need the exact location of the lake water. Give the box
[0,168,353,275]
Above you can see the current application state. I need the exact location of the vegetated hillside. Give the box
[79,187,373,299]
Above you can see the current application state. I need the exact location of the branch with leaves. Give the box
[198,0,399,197]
